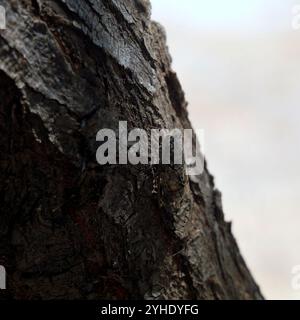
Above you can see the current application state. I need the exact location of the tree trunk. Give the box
[0,0,263,300]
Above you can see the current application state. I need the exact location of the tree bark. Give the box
[0,0,263,300]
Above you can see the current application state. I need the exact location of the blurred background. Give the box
[151,0,300,300]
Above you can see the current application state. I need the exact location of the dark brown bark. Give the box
[0,0,263,299]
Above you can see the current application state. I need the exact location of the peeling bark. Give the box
[0,0,263,300]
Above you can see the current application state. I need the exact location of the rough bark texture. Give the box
[0,0,263,299]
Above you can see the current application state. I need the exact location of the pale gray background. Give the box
[151,0,300,300]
